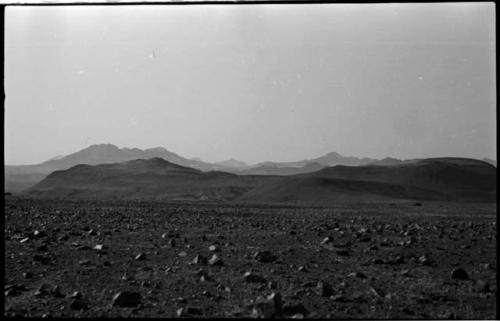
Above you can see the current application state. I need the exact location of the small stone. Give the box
[20,237,30,243]
[135,253,146,261]
[178,251,187,257]
[400,269,410,277]
[254,250,276,263]
[348,272,367,279]
[252,295,279,318]
[70,297,88,310]
[451,268,470,280]
[94,244,105,251]
[208,245,220,252]
[321,237,333,245]
[208,254,223,266]
[58,234,70,241]
[244,272,267,283]
[316,281,334,297]
[112,291,142,307]
[418,255,432,266]
[191,255,208,265]
[51,285,65,298]
[71,291,82,299]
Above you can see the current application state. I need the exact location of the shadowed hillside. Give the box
[25,157,496,203]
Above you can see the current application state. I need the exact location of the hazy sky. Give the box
[5,3,496,165]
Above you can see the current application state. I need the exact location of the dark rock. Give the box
[252,292,282,318]
[191,255,208,265]
[254,250,276,263]
[51,285,65,298]
[282,303,309,316]
[348,272,367,279]
[451,268,470,280]
[22,272,33,279]
[32,254,50,265]
[336,250,350,256]
[70,297,88,310]
[244,272,267,283]
[316,281,334,297]
[112,291,142,307]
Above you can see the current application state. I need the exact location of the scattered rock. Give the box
[208,254,223,266]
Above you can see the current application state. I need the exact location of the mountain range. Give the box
[25,156,496,203]
[5,144,496,197]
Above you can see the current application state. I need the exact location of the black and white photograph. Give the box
[3,1,497,318]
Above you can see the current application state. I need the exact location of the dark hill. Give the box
[26,158,268,201]
[305,158,496,201]
[25,157,495,203]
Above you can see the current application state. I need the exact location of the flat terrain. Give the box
[4,197,497,318]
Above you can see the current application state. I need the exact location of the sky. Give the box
[4,3,496,165]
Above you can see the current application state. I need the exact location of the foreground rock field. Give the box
[4,197,497,318]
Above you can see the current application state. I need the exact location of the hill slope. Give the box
[26,158,269,201]
[25,157,496,203]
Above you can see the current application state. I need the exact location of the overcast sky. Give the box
[5,3,496,165]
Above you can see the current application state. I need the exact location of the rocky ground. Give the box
[4,197,497,318]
